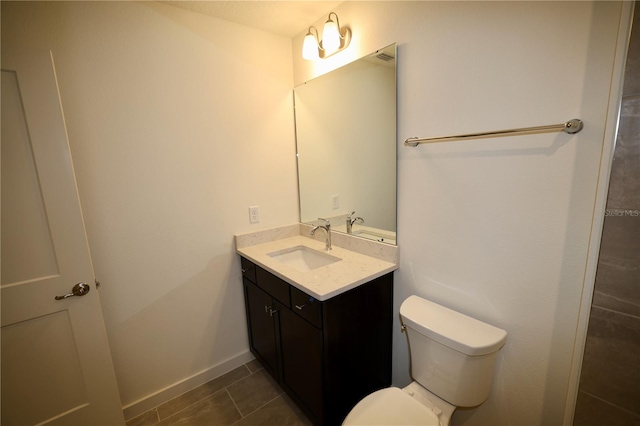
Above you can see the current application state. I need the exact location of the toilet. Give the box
[343,295,507,426]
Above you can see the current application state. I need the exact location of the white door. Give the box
[1,45,124,426]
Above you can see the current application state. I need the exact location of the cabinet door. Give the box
[244,279,279,379]
[279,306,324,419]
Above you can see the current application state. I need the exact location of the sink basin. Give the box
[268,246,341,272]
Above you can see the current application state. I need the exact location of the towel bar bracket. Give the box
[564,119,583,134]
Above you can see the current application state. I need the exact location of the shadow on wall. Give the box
[108,249,248,406]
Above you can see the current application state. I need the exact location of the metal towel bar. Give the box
[404,119,583,147]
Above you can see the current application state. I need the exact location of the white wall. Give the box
[1,1,299,408]
[293,2,626,425]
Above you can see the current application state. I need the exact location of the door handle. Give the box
[55,282,90,300]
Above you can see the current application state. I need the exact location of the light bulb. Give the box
[322,19,340,54]
[302,31,319,60]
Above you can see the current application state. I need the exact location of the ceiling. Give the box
[161,1,342,38]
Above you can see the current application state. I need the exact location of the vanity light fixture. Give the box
[302,12,351,60]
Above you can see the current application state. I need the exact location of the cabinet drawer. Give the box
[256,267,291,308]
[291,286,322,329]
[241,257,256,283]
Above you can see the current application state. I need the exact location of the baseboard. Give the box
[122,350,254,421]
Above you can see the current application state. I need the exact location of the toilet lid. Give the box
[343,387,441,425]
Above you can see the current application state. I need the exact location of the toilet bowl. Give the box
[343,295,507,426]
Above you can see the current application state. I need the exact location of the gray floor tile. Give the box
[245,359,263,373]
[233,394,312,426]
[580,307,640,415]
[157,366,251,420]
[573,391,640,426]
[122,362,306,426]
[592,215,640,317]
[126,408,159,426]
[622,3,640,96]
[607,96,640,208]
[227,369,283,417]
[156,390,242,426]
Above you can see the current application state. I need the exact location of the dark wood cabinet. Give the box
[241,257,393,425]
[279,305,324,418]
[244,281,280,379]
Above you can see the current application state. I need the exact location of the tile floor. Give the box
[125,360,313,426]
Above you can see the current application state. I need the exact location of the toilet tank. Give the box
[400,295,507,407]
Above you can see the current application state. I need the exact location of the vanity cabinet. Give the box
[241,257,393,426]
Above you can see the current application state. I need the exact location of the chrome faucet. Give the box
[346,211,364,234]
[310,218,332,251]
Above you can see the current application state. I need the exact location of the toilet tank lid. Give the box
[400,296,507,356]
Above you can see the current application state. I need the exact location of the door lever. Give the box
[55,282,90,300]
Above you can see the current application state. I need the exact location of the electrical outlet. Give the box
[332,195,339,210]
[249,206,260,224]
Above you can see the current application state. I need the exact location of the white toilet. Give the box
[343,295,507,426]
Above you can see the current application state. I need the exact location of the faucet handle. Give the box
[347,211,355,219]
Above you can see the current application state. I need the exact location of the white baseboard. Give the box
[122,350,255,421]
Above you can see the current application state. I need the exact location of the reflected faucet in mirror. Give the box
[310,218,332,251]
[346,211,364,234]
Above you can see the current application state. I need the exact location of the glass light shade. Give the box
[322,19,340,54]
[302,33,319,60]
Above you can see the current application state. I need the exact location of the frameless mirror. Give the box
[294,44,397,245]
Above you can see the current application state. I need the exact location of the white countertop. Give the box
[236,232,398,301]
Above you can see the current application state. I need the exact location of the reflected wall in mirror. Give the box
[294,44,397,245]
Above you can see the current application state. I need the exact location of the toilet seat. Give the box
[342,387,441,425]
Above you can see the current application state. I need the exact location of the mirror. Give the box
[294,44,397,244]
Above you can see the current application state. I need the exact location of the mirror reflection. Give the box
[294,44,397,244]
